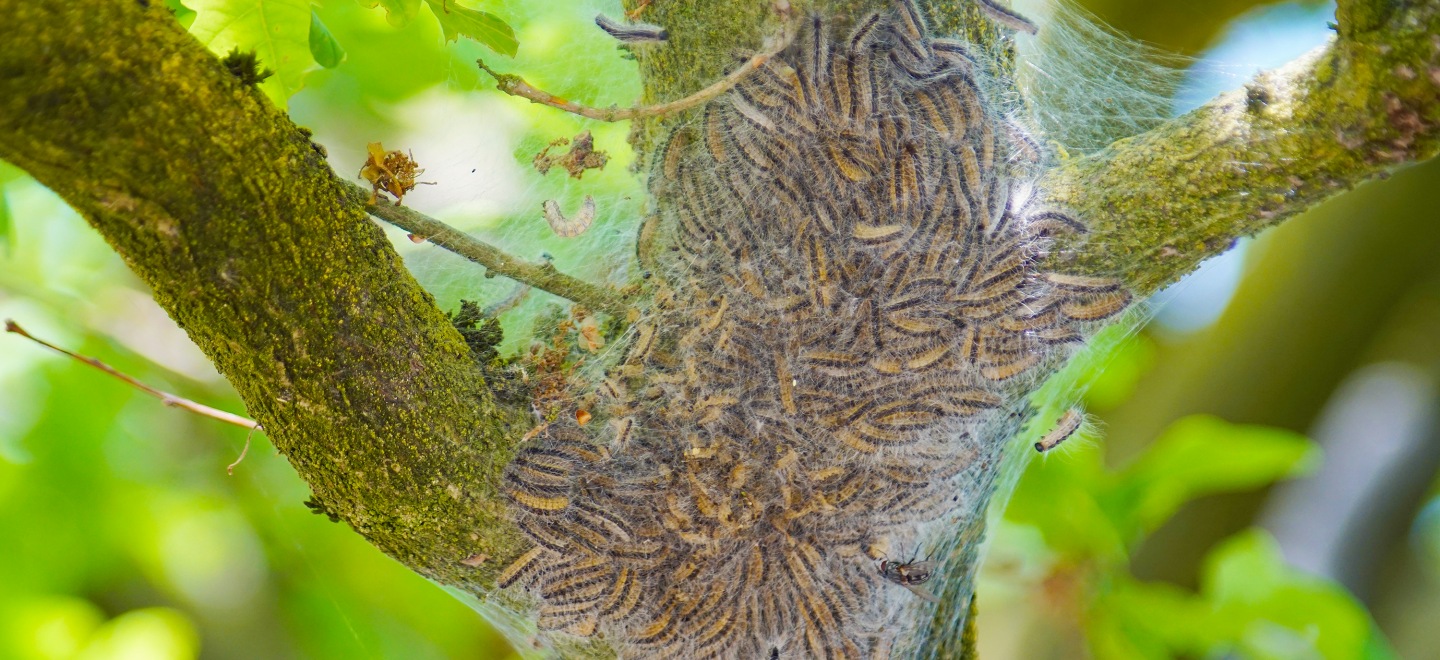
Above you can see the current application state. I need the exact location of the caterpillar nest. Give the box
[497,1,1129,657]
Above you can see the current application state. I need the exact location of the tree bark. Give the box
[1,0,1437,656]
[0,0,531,593]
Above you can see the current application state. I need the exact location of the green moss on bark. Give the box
[1044,0,1440,295]
[0,0,531,590]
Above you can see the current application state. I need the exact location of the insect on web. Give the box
[493,1,1134,657]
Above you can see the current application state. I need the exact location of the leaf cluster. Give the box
[996,330,1398,659]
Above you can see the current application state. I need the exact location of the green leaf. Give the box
[423,0,517,56]
[1202,529,1398,660]
[187,0,315,107]
[1107,415,1320,534]
[308,11,346,69]
[360,0,423,27]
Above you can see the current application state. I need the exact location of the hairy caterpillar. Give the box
[498,1,1129,656]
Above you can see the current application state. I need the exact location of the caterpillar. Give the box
[498,1,1129,656]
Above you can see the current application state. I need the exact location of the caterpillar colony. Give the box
[495,0,1130,656]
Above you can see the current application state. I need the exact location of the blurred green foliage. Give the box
[993,382,1394,657]
[3,0,1438,658]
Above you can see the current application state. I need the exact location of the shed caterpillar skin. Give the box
[542,195,596,238]
[499,1,1129,656]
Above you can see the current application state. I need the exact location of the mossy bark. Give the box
[2,0,1438,657]
[1045,0,1440,295]
[0,0,531,591]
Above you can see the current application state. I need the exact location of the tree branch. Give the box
[0,0,531,591]
[1043,0,1440,295]
[358,182,633,316]
[3,0,1437,656]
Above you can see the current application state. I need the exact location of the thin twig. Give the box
[4,319,261,431]
[352,181,633,317]
[476,1,798,122]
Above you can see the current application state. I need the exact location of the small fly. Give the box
[878,557,941,603]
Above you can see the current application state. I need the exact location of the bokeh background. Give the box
[1,0,1436,658]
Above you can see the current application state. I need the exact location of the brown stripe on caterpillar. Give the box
[911,88,960,140]
[796,347,868,373]
[845,419,917,447]
[979,351,1043,380]
[738,61,804,115]
[517,515,572,551]
[506,464,571,492]
[867,400,944,431]
[694,605,744,656]
[999,305,1061,331]
[1030,325,1082,344]
[552,517,613,555]
[825,136,877,182]
[931,38,977,68]
[889,0,932,64]
[798,581,846,652]
[909,384,999,415]
[570,497,637,539]
[541,435,609,465]
[503,482,570,515]
[597,567,641,619]
[1044,272,1125,293]
[977,0,1039,35]
[730,93,781,134]
[725,123,784,172]
[885,313,946,337]
[594,13,669,43]
[754,59,811,117]
[1060,289,1132,321]
[536,599,599,631]
[1026,211,1088,237]
[891,142,921,209]
[803,13,832,90]
[675,580,729,637]
[894,341,953,371]
[1006,118,1045,166]
[703,103,730,163]
[609,539,669,567]
[1036,409,1084,453]
[687,599,740,649]
[631,600,680,645]
[823,45,854,121]
[845,41,881,122]
[851,222,907,244]
[658,127,692,181]
[507,451,576,482]
[836,427,880,453]
[541,561,612,603]
[496,546,544,588]
[955,142,987,211]
[623,323,656,364]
